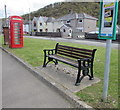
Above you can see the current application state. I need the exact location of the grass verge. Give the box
[1,36,118,108]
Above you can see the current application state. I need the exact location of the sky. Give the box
[0,0,64,18]
[0,0,119,18]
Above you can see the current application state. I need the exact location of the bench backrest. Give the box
[55,43,97,60]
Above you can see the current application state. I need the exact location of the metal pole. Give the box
[5,5,7,18]
[4,5,7,27]
[102,39,112,101]
[29,8,31,35]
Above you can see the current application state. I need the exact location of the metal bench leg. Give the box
[51,59,58,65]
[55,60,58,65]
[43,56,47,67]
[90,66,94,80]
[43,57,53,67]
[78,75,85,83]
[75,68,81,86]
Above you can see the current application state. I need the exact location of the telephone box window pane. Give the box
[14,30,20,33]
[15,42,20,44]
[14,23,20,25]
[14,26,20,27]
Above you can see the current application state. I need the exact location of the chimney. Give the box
[75,13,78,19]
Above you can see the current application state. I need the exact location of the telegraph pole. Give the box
[4,5,7,26]
[29,8,31,35]
[5,5,7,18]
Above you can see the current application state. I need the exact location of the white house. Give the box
[46,17,55,32]
[59,24,72,38]
[32,17,38,32]
[38,16,48,32]
[23,24,29,34]
[32,16,55,32]
[23,20,29,34]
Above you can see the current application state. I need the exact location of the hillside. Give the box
[22,2,120,24]
[22,2,100,19]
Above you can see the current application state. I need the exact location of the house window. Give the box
[79,29,82,32]
[40,23,42,26]
[45,28,48,32]
[40,29,43,32]
[34,29,37,32]
[57,29,60,32]
[66,20,70,24]
[79,19,82,23]
[63,29,66,32]
[69,30,72,33]
[34,22,36,27]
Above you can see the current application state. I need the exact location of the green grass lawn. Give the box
[0,36,118,108]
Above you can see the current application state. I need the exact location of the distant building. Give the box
[32,17,39,32]
[0,19,2,35]
[31,13,97,39]
[55,12,98,38]
[23,20,29,34]
[31,16,55,32]
[46,17,56,32]
[118,25,120,34]
[59,24,72,38]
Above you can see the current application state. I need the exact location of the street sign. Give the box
[98,0,119,102]
[98,0,118,40]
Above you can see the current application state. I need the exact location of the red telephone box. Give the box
[9,16,23,48]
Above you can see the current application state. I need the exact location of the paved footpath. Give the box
[2,50,72,108]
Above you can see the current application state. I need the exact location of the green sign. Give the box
[98,0,118,40]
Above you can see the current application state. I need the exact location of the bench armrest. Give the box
[43,49,55,56]
[78,58,92,62]
[78,58,93,68]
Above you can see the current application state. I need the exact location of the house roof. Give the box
[56,13,98,21]
[39,16,48,22]
[60,24,72,29]
[47,17,55,22]
[33,16,56,23]
[79,13,98,20]
[64,24,72,28]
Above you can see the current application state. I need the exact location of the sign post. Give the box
[98,0,118,101]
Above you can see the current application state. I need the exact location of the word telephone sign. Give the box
[9,16,23,48]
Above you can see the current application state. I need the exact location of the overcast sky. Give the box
[0,0,64,18]
[0,0,119,18]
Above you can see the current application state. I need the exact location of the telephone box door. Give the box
[9,16,23,48]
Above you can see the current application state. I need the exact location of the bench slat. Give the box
[48,54,78,67]
[58,45,93,52]
[58,48,93,56]
[57,51,72,58]
[57,51,91,59]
